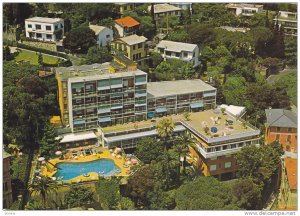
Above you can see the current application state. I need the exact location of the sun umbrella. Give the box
[115,147,122,152]
[38,157,45,162]
[117,155,122,159]
[112,153,116,157]
[55,151,62,155]
[74,156,78,159]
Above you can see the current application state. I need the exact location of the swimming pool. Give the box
[53,159,121,180]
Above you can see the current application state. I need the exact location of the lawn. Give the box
[15,49,61,65]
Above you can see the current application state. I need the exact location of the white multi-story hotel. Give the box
[25,17,64,42]
[156,40,200,67]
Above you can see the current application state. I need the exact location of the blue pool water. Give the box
[53,159,120,180]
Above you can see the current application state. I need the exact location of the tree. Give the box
[25,199,44,210]
[231,178,262,210]
[186,23,216,46]
[40,123,61,157]
[232,58,256,82]
[175,177,239,210]
[54,29,63,41]
[38,53,43,66]
[174,134,194,174]
[156,117,175,150]
[248,27,273,57]
[63,26,96,53]
[150,51,163,68]
[135,137,164,164]
[3,3,33,25]
[261,57,282,77]
[3,45,13,61]
[273,72,297,105]
[119,197,135,210]
[183,112,190,121]
[64,186,94,208]
[266,23,285,59]
[284,36,297,66]
[147,187,176,210]
[96,177,120,210]
[29,176,58,208]
[82,46,112,65]
[158,15,180,30]
[223,76,247,106]
[167,29,189,43]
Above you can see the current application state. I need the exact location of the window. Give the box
[36,33,42,38]
[46,34,52,39]
[210,165,217,171]
[288,128,293,132]
[55,25,58,30]
[46,25,52,31]
[238,143,244,148]
[276,134,280,140]
[106,34,110,38]
[28,24,32,28]
[210,157,217,160]
[287,135,291,142]
[133,45,136,50]
[138,43,142,49]
[222,145,228,150]
[231,144,237,149]
[183,52,188,58]
[35,24,41,30]
[175,52,180,57]
[215,146,221,151]
[225,162,232,168]
[166,51,171,56]
[276,127,281,132]
[159,48,164,54]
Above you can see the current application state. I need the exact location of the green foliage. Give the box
[235,144,283,186]
[223,76,247,106]
[135,137,164,164]
[167,29,189,43]
[158,15,180,29]
[25,199,44,210]
[96,178,120,210]
[120,197,135,210]
[82,46,112,65]
[38,53,43,66]
[183,112,191,121]
[54,29,63,40]
[156,117,175,151]
[3,45,13,61]
[186,23,216,46]
[63,26,96,53]
[40,123,61,157]
[248,27,273,57]
[261,57,282,76]
[64,186,94,208]
[175,177,239,210]
[154,59,196,81]
[3,3,33,25]
[147,187,176,210]
[231,178,262,210]
[232,58,256,82]
[284,36,297,66]
[273,72,297,105]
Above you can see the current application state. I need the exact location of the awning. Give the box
[58,131,97,143]
[98,117,111,123]
[155,107,167,113]
[135,93,147,97]
[190,102,204,108]
[111,105,123,110]
[73,120,85,125]
[98,108,111,114]
[147,113,156,118]
[203,91,216,97]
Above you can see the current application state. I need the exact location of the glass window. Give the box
[46,34,52,39]
[225,162,232,168]
[138,43,142,48]
[35,24,41,30]
[46,25,52,31]
[276,127,281,132]
[106,34,110,38]
[36,33,42,38]
[166,51,171,56]
[222,145,228,150]
[210,165,217,171]
[28,24,32,28]
[175,52,180,57]
[183,52,188,58]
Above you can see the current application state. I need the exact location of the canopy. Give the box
[220,104,246,117]
[58,131,97,144]
[98,117,112,123]
[190,102,204,109]
[147,113,156,118]
[155,107,167,113]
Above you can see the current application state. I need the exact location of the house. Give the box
[3,151,13,209]
[114,16,140,37]
[148,4,182,25]
[274,11,297,37]
[155,40,200,67]
[89,24,113,47]
[115,3,143,15]
[265,109,297,152]
[25,17,64,41]
[170,3,192,12]
[225,3,264,16]
[111,34,148,62]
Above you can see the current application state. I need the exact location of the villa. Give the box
[25,17,64,42]
[148,4,182,25]
[274,11,297,37]
[89,24,113,47]
[225,3,264,16]
[114,16,140,37]
[155,40,200,67]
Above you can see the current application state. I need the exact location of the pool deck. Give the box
[41,150,131,183]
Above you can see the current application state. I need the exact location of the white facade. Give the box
[25,17,64,42]
[226,4,264,16]
[148,4,182,23]
[89,25,113,47]
[274,11,297,37]
[156,40,200,67]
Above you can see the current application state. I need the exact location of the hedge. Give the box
[17,43,69,60]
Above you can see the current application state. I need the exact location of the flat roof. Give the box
[156,40,198,52]
[119,34,147,46]
[226,3,263,9]
[26,17,63,24]
[56,63,146,80]
[147,79,216,98]
[149,3,182,14]
[102,109,259,145]
[89,25,109,35]
[58,131,97,143]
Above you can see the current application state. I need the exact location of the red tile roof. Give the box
[285,158,297,190]
[115,16,140,28]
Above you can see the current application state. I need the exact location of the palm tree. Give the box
[29,176,58,208]
[156,117,175,151]
[25,199,44,210]
[186,154,203,180]
[175,134,195,174]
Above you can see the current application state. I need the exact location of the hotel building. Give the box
[274,11,297,37]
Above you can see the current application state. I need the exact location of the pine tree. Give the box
[266,21,285,58]
[3,45,12,61]
[40,123,61,156]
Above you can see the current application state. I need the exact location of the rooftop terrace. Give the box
[102,108,260,145]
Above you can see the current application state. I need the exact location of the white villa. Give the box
[25,17,64,42]
[225,3,264,16]
[155,40,200,67]
[89,25,113,47]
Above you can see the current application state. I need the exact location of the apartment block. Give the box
[147,80,216,117]
[274,11,297,37]
[111,34,148,63]
[265,109,297,152]
[225,3,264,16]
[55,62,147,133]
[25,17,64,41]
[155,40,200,67]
